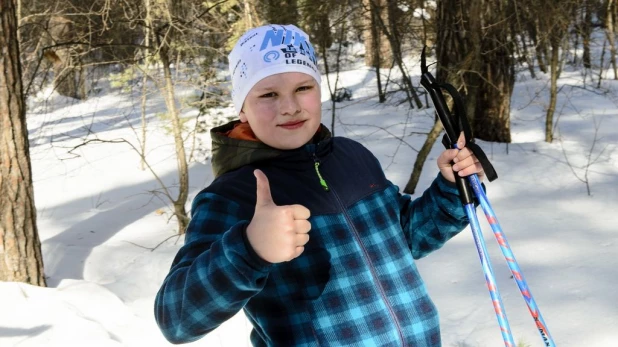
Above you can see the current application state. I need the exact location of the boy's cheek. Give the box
[303,93,322,115]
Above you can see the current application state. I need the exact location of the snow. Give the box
[413,8,431,20]
[3,51,618,347]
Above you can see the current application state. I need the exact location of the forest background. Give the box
[1,0,617,346]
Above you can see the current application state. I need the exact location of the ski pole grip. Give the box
[421,73,475,205]
[453,156,475,205]
[420,72,459,143]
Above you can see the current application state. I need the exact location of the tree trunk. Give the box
[598,38,607,88]
[48,16,84,99]
[403,121,443,194]
[262,0,298,26]
[436,0,482,125]
[372,0,423,108]
[417,0,431,47]
[312,0,348,136]
[510,0,536,78]
[362,0,387,102]
[363,0,392,68]
[533,21,548,73]
[243,0,259,27]
[606,0,618,79]
[53,55,80,99]
[435,0,513,142]
[0,0,46,286]
[158,45,189,234]
[140,0,152,171]
[473,0,514,143]
[409,0,482,193]
[582,0,593,69]
[545,36,560,143]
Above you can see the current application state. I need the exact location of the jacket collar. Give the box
[210,120,332,178]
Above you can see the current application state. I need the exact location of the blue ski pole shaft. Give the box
[467,174,556,347]
[464,203,516,347]
[419,47,554,346]
[423,61,517,345]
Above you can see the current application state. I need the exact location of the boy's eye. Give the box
[297,85,313,92]
[260,92,276,98]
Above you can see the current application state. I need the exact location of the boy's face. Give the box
[240,72,321,150]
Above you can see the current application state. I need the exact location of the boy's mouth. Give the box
[278,120,306,130]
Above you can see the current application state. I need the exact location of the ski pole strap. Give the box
[437,83,498,183]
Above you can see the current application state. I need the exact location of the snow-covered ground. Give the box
[2,52,617,347]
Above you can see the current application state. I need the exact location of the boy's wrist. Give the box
[240,222,273,268]
[437,172,458,189]
[436,172,486,208]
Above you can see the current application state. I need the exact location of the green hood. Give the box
[210,120,331,178]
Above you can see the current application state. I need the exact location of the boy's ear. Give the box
[239,110,248,123]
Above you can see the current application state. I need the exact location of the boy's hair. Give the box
[228,24,322,115]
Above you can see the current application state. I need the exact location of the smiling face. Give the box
[239,72,322,150]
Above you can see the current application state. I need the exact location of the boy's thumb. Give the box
[254,169,275,208]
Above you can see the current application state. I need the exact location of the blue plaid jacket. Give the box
[155,123,470,346]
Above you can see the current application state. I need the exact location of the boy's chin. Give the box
[269,142,307,150]
[265,124,320,149]
[266,136,313,150]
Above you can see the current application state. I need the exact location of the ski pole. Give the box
[464,202,515,347]
[421,51,515,347]
[419,59,516,346]
[467,174,555,347]
[419,47,556,347]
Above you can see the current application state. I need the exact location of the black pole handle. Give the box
[420,48,474,205]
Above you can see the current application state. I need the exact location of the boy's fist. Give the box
[246,169,311,263]
[437,132,485,183]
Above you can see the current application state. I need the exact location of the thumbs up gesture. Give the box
[246,169,311,263]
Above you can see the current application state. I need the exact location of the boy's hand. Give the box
[437,133,485,183]
[246,169,311,263]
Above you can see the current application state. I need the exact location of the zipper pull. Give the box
[312,155,330,192]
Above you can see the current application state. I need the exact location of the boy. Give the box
[155,24,484,346]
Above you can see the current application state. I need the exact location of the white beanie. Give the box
[228,24,322,115]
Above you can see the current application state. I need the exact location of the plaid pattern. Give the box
[154,134,469,346]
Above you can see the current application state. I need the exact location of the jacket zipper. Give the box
[312,154,330,191]
[314,160,406,346]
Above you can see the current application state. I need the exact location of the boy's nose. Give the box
[280,95,301,115]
